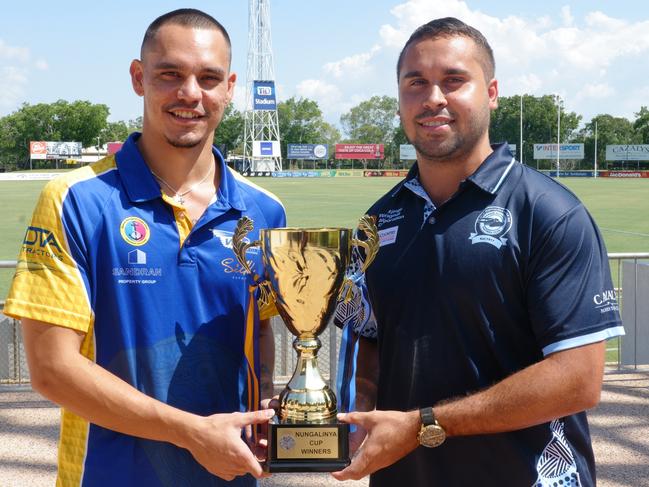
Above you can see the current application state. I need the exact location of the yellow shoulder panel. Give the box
[4,156,117,332]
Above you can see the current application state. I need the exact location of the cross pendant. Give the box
[175,195,185,205]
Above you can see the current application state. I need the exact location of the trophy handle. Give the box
[233,217,276,310]
[233,216,261,275]
[350,214,379,274]
[341,215,379,303]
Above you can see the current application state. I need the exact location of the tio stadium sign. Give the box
[335,144,384,160]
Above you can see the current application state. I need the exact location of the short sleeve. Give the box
[526,204,624,355]
[4,178,93,332]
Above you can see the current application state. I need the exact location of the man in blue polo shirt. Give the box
[4,9,285,486]
[332,17,624,487]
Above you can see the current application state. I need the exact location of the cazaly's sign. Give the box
[606,145,649,161]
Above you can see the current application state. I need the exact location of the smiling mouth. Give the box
[169,110,204,120]
[420,120,451,127]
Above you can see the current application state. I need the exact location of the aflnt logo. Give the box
[257,86,272,96]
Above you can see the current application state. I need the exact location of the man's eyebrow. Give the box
[401,67,471,79]
[153,62,226,76]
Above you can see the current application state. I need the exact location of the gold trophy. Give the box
[232,216,378,472]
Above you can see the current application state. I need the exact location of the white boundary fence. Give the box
[2,254,649,385]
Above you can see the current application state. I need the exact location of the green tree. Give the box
[0,100,110,169]
[576,114,639,169]
[490,95,581,167]
[633,106,649,144]
[340,95,399,166]
[277,97,332,159]
[100,121,129,145]
[214,104,244,155]
[127,116,143,134]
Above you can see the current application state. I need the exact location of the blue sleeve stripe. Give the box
[542,325,626,356]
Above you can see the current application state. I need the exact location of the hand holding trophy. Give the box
[232,216,378,472]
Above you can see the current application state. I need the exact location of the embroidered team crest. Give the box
[120,217,150,246]
[469,206,512,249]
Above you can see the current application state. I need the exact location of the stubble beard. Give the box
[410,108,491,164]
[165,135,203,149]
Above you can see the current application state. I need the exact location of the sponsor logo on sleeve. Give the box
[22,226,64,261]
[593,289,619,313]
[469,206,513,249]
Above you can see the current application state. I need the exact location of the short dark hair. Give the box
[141,8,231,63]
[396,17,495,82]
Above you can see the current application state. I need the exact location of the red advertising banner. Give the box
[364,170,409,177]
[599,171,649,178]
[30,141,47,160]
[107,142,124,154]
[335,144,384,160]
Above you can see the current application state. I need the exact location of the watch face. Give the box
[419,425,446,448]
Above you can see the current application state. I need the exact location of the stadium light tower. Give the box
[243,0,282,173]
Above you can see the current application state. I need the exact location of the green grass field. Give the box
[1,176,649,302]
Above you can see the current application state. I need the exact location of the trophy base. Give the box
[265,422,350,473]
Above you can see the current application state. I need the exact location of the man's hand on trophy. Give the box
[348,424,368,456]
[247,397,280,460]
[183,409,275,481]
[330,410,420,481]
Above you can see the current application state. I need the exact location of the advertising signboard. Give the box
[30,141,82,159]
[30,141,48,160]
[399,144,416,160]
[253,80,277,110]
[605,145,649,161]
[335,144,384,160]
[533,143,584,159]
[253,140,280,157]
[287,144,328,159]
[107,142,123,154]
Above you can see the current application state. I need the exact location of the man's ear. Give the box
[488,78,498,110]
[130,60,145,97]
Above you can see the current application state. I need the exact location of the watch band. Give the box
[420,407,435,426]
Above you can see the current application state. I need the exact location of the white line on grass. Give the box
[600,228,649,238]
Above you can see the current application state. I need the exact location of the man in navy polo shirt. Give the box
[5,9,285,486]
[332,17,624,487]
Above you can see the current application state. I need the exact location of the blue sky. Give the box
[1,0,649,129]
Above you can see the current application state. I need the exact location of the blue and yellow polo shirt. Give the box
[5,133,285,486]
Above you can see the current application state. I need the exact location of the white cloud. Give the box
[323,45,381,79]
[575,83,616,101]
[0,39,46,113]
[561,6,574,27]
[34,59,48,70]
[285,0,649,125]
[0,39,30,62]
[0,66,28,108]
[295,79,343,116]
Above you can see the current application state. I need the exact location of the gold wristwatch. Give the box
[417,407,446,448]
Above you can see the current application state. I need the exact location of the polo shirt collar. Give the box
[115,132,246,211]
[392,142,517,198]
[466,143,517,194]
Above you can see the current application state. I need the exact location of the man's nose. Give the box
[177,76,201,102]
[424,84,447,109]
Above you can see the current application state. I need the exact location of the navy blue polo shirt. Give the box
[336,144,623,487]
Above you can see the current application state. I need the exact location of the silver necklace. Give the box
[150,166,213,205]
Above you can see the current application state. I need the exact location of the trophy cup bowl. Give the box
[232,216,378,472]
